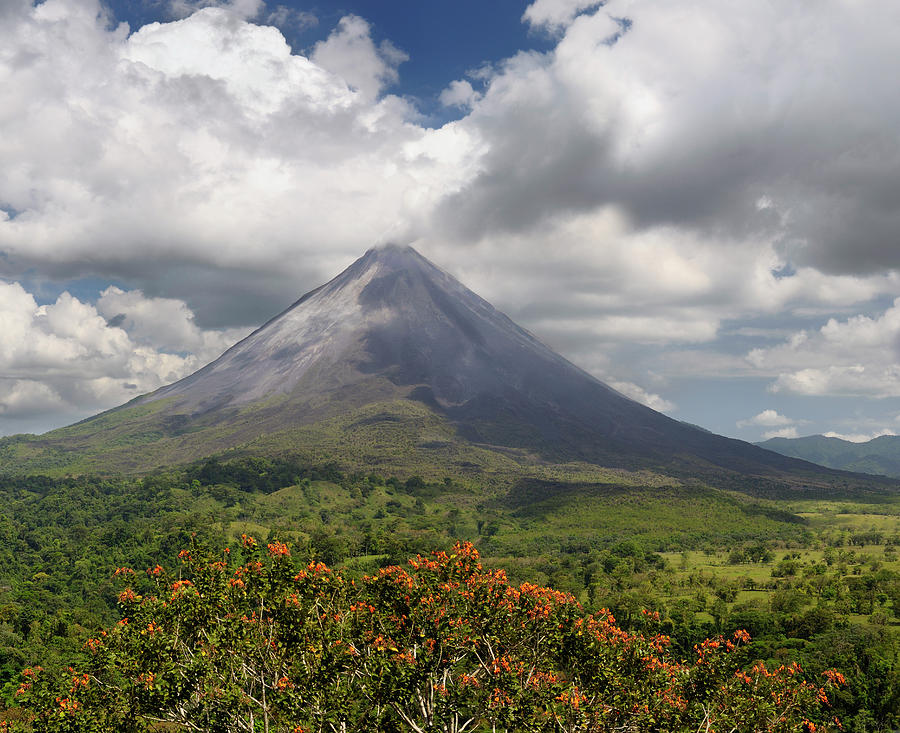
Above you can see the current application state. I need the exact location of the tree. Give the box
[6,540,845,732]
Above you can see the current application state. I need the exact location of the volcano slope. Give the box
[0,245,892,496]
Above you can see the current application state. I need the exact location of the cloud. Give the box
[439,80,481,109]
[0,280,244,427]
[311,15,408,102]
[738,409,809,440]
[522,0,605,33]
[749,298,900,398]
[737,409,795,428]
[762,427,799,440]
[3,0,897,339]
[265,5,317,32]
[0,2,450,327]
[4,0,900,429]
[823,430,896,443]
[438,0,900,280]
[608,380,674,412]
[169,0,264,20]
[0,379,63,418]
[95,287,247,359]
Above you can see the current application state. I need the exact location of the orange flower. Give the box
[117,587,139,603]
[267,541,290,557]
[55,697,80,714]
[170,579,196,600]
[823,669,846,686]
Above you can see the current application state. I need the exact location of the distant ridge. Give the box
[758,434,900,479]
[1,245,895,495]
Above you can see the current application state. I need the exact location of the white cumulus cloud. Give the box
[737,409,796,428]
[823,430,896,443]
[748,299,900,398]
[0,280,245,430]
[439,80,481,109]
[522,0,605,32]
[96,287,246,359]
[311,15,408,102]
[608,380,675,412]
[169,0,264,20]
[0,1,450,329]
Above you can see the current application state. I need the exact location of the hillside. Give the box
[759,434,900,479]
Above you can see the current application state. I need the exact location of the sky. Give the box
[2,0,900,444]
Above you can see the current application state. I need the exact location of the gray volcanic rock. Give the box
[132,245,845,484]
[145,245,628,425]
[144,244,605,413]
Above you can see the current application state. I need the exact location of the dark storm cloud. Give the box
[435,1,900,278]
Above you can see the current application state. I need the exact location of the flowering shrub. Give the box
[5,541,844,732]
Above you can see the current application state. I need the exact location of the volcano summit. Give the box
[2,245,882,491]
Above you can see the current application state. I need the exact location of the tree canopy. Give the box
[6,540,843,732]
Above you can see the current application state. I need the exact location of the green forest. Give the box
[0,455,898,730]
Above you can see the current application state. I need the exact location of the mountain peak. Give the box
[317,244,441,299]
[359,243,430,271]
[365,243,421,259]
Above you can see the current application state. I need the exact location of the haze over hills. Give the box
[0,245,893,494]
[759,434,900,479]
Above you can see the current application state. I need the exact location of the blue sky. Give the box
[3,0,900,444]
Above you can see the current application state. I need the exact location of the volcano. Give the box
[141,243,673,458]
[5,245,888,492]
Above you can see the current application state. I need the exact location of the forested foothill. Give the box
[0,455,898,730]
